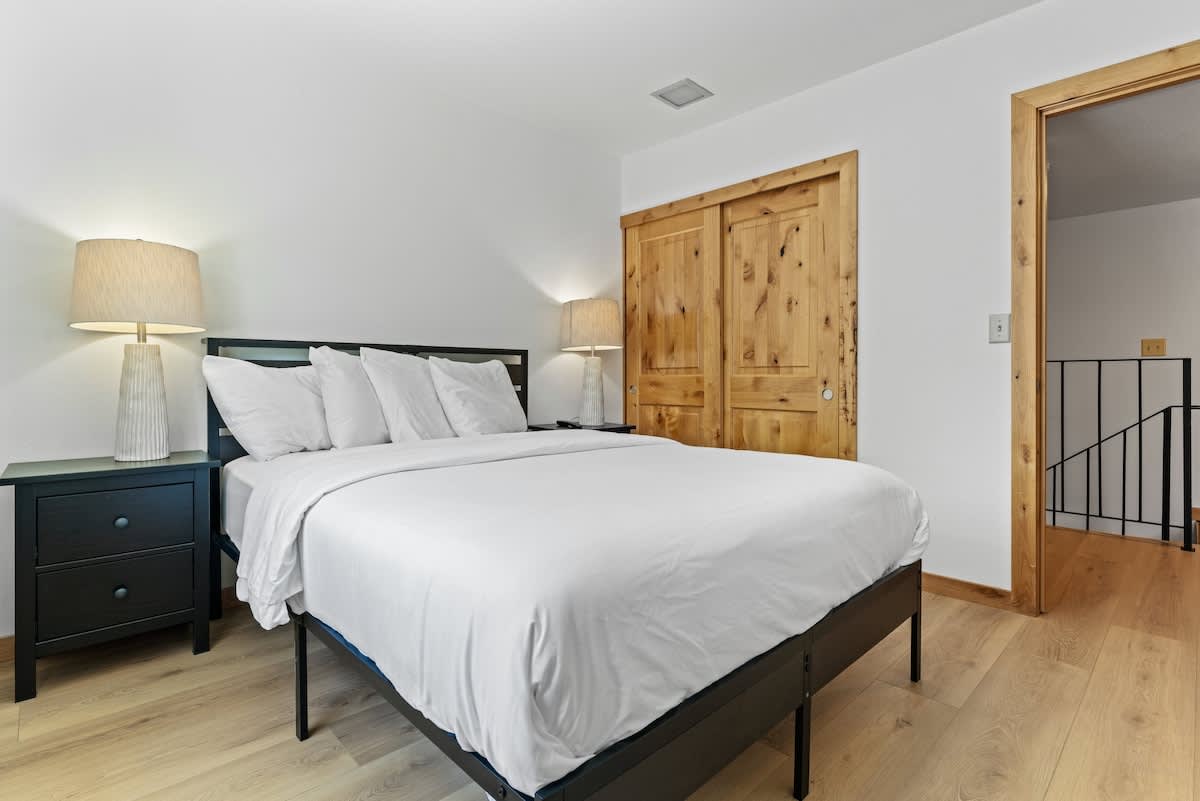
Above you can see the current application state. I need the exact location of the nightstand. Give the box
[528,422,637,434]
[0,451,218,701]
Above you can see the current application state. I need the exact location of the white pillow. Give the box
[308,346,389,449]
[202,356,332,461]
[428,356,527,436]
[359,348,457,441]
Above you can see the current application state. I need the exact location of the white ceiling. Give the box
[6,0,1039,156]
[1048,78,1200,219]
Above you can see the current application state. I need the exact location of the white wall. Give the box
[622,0,1200,588]
[0,23,622,636]
[1046,198,1200,540]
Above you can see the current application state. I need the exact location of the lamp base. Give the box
[114,342,170,462]
[579,355,605,426]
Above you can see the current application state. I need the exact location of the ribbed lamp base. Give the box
[114,343,170,462]
[579,355,605,426]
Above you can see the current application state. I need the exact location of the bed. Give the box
[206,337,928,801]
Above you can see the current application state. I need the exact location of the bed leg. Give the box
[793,698,811,800]
[910,610,922,683]
[295,618,309,741]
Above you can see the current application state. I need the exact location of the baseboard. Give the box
[923,571,1015,612]
[0,635,11,664]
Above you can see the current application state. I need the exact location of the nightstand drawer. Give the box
[37,550,193,641]
[37,483,193,564]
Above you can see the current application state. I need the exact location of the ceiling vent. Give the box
[651,78,714,109]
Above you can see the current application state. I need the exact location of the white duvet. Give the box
[236,431,928,795]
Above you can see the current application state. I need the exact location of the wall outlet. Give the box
[1141,337,1167,357]
[988,313,1011,344]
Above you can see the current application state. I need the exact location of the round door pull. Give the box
[113,585,129,600]
[821,388,834,401]
[113,516,130,529]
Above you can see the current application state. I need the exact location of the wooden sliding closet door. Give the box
[723,176,842,456]
[624,207,723,446]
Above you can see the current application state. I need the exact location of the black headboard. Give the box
[204,337,529,465]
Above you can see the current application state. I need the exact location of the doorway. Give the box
[1011,39,1200,615]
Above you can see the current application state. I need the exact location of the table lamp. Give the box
[69,239,205,462]
[560,298,622,426]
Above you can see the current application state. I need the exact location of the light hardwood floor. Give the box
[2,532,1197,801]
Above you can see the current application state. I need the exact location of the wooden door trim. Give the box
[620,151,859,229]
[1011,39,1200,616]
[623,152,858,459]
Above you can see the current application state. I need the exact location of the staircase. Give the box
[1044,357,1195,551]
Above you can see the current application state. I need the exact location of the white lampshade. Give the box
[560,298,622,352]
[69,239,205,334]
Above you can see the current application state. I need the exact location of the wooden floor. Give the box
[2,533,1198,801]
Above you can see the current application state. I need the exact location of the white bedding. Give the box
[235,431,929,795]
[223,450,347,548]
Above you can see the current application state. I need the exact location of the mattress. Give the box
[233,431,929,795]
[222,449,361,548]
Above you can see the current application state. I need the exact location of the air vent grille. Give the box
[651,78,714,109]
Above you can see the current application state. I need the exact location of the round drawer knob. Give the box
[113,516,130,529]
[113,585,129,600]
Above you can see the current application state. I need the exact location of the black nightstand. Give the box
[0,451,218,701]
[528,422,637,434]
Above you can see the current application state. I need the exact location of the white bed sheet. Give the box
[223,451,323,548]
[236,431,929,795]
[221,455,256,548]
[223,448,383,547]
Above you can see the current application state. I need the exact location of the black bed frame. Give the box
[205,337,922,801]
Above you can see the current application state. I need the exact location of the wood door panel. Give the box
[625,154,856,458]
[625,206,722,446]
[723,175,840,456]
[729,210,813,371]
[638,375,706,407]
[640,230,702,371]
[639,405,705,446]
[728,409,819,454]
[728,376,820,412]
[724,181,820,226]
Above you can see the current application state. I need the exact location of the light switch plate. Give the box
[988,313,1011,344]
[1141,337,1167,357]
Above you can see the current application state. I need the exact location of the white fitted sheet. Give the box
[223,449,365,547]
[221,456,256,548]
[235,432,929,795]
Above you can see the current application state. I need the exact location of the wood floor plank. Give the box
[1044,626,1195,801]
[878,598,1025,708]
[889,644,1091,801]
[0,661,16,744]
[329,700,423,766]
[132,730,358,801]
[1011,551,1129,670]
[763,592,954,755]
[18,611,292,741]
[1110,543,1200,645]
[0,535,1195,801]
[745,681,956,801]
[285,737,470,801]
[0,647,381,801]
[1043,526,1088,610]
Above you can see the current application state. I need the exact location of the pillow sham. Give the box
[202,355,331,461]
[308,346,389,449]
[428,356,527,436]
[359,348,457,441]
